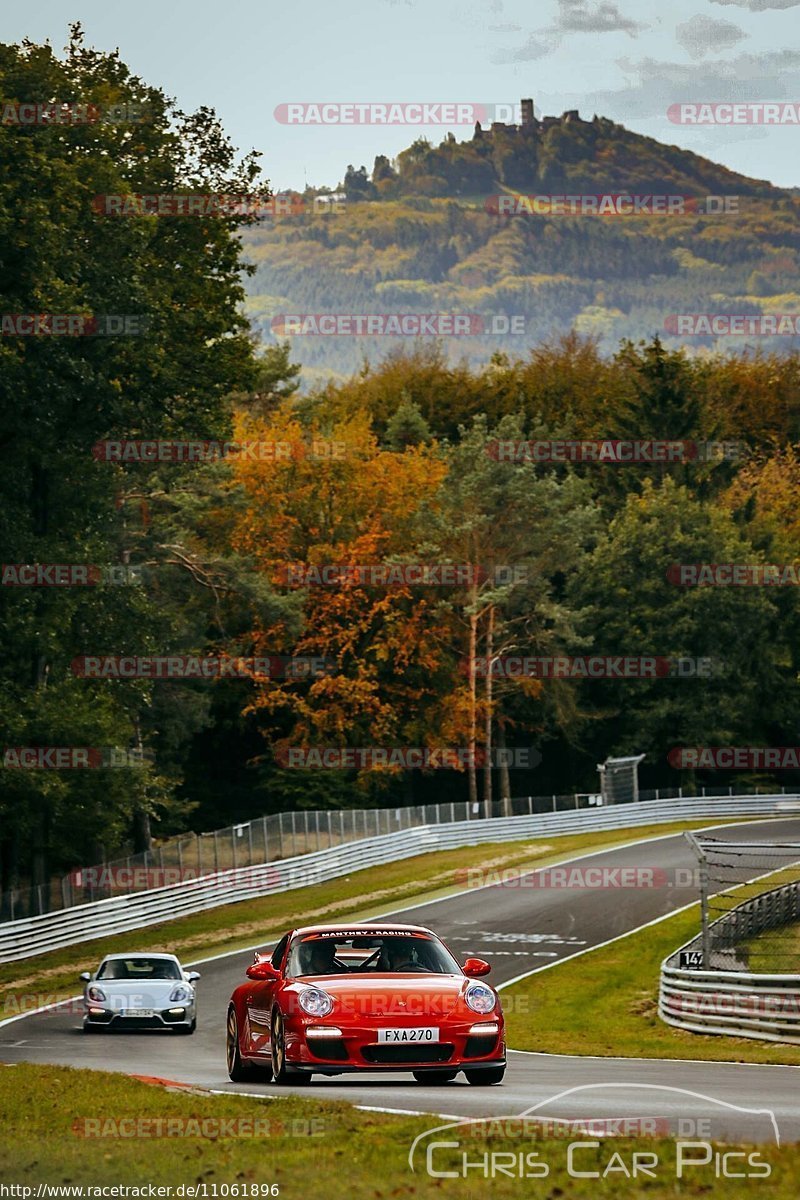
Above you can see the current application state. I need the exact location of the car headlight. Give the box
[169,985,193,1003]
[298,987,334,1018]
[87,986,106,1003]
[465,982,496,1014]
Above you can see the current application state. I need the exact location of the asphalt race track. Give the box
[2,818,799,1143]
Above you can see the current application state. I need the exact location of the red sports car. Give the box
[226,922,505,1085]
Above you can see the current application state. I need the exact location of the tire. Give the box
[175,1023,194,1035]
[465,1066,505,1085]
[82,1023,103,1034]
[270,1010,291,1084]
[413,1070,458,1084]
[226,1006,272,1082]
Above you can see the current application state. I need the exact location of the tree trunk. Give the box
[467,610,478,814]
[483,604,494,817]
[131,718,152,853]
[497,719,511,817]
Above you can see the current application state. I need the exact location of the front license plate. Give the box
[377,1027,439,1043]
[121,1008,155,1018]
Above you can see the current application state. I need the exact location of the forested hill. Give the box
[347,112,782,201]
[243,112,799,378]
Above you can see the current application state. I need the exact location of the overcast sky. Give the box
[4,0,800,189]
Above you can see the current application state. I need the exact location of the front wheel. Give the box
[413,1070,458,1084]
[226,1007,272,1082]
[465,1066,505,1085]
[271,1010,290,1083]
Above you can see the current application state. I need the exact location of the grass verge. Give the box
[0,1063,797,1196]
[1,818,757,1018]
[504,901,800,1065]
[742,920,800,974]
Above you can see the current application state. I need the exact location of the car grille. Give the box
[361,1043,454,1064]
[112,1015,163,1029]
[465,1033,500,1057]
[307,1038,349,1061]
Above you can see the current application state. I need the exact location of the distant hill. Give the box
[243,111,800,378]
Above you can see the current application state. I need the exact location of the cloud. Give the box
[488,23,523,32]
[554,0,645,34]
[676,14,747,58]
[492,34,555,62]
[710,0,800,10]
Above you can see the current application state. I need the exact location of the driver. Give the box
[298,938,338,976]
[381,938,420,972]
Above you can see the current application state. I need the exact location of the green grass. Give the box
[1,819,756,1019]
[504,902,800,1064]
[741,920,800,974]
[1,1063,798,1196]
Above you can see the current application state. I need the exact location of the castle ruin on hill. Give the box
[475,98,584,137]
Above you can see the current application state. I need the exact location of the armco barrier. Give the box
[659,879,800,1044]
[0,793,790,964]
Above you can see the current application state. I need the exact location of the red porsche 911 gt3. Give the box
[226,922,506,1085]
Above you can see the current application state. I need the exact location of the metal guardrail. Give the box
[0,793,788,965]
[659,879,800,1044]
[2,783,776,920]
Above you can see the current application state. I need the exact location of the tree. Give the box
[0,26,264,901]
[568,478,792,789]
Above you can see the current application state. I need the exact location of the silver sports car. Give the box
[80,953,200,1033]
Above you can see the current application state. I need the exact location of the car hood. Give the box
[288,973,487,1020]
[88,980,191,1008]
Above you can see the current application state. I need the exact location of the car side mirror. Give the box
[185,971,201,983]
[463,957,491,977]
[246,962,279,981]
[79,971,91,982]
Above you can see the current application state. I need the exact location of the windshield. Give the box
[97,958,181,981]
[285,930,461,977]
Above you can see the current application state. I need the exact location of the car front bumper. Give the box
[283,1017,506,1071]
[83,1005,195,1029]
